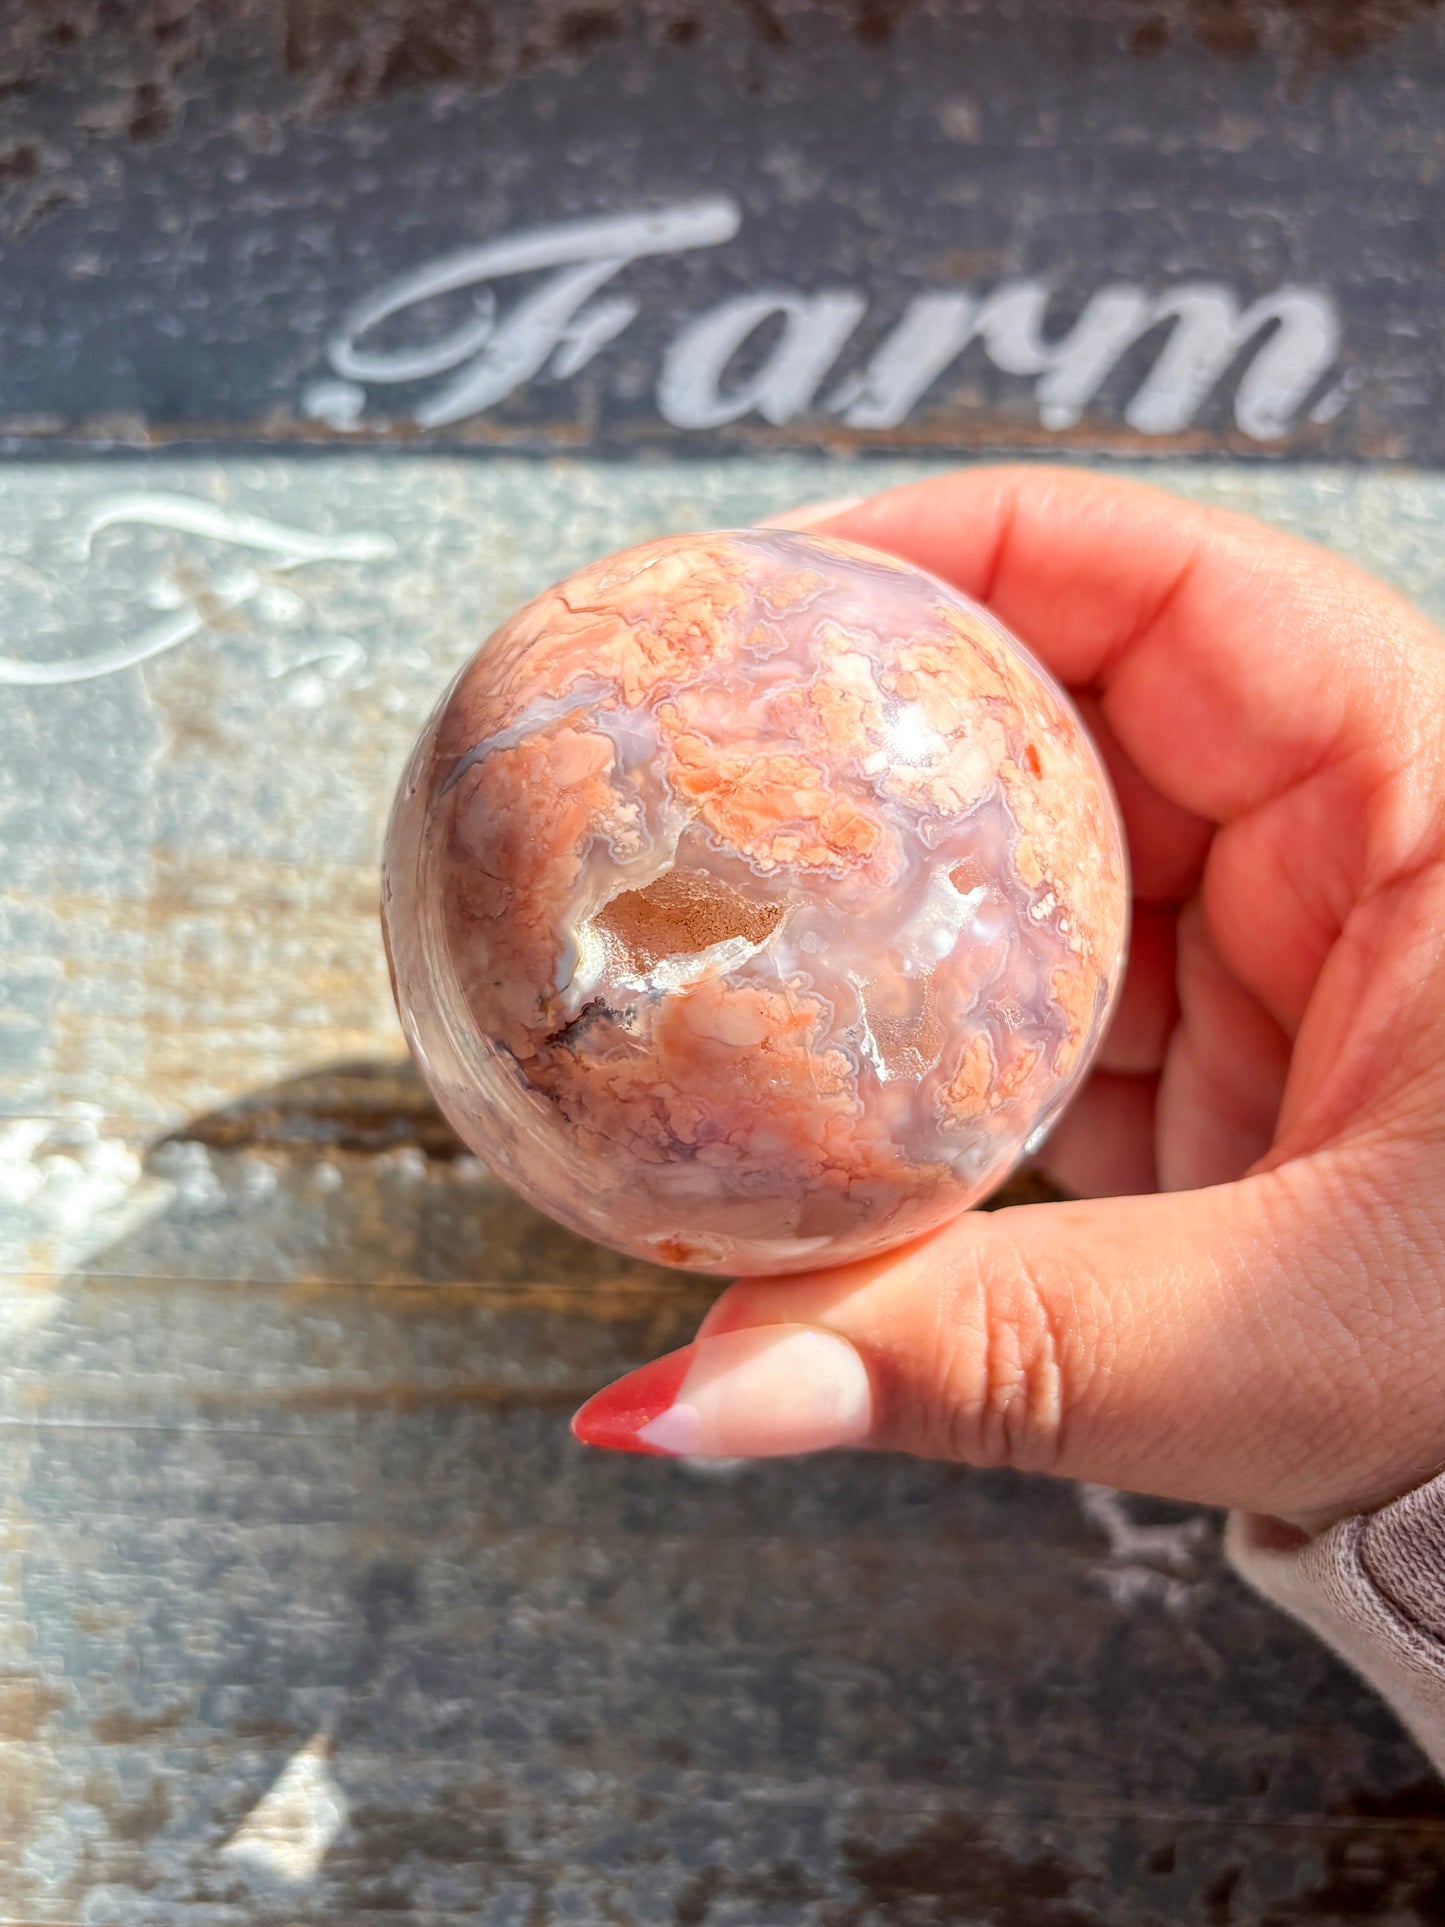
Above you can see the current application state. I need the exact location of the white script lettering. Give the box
[0,495,394,687]
[324,200,741,429]
[313,198,1344,443]
[658,291,867,428]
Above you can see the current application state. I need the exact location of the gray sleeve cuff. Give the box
[1229,1473,1445,1773]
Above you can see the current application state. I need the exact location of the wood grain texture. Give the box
[0,0,1441,457]
[5,458,1445,1921]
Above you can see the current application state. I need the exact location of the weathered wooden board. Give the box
[4,457,1445,1921]
[0,0,1444,458]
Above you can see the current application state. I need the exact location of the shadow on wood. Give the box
[1,1059,1439,1922]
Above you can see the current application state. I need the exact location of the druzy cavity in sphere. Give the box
[382,530,1128,1275]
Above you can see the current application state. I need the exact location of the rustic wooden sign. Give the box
[0,0,1440,458]
[6,0,1445,1914]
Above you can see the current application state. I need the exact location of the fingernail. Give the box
[753,495,865,530]
[571,1323,873,1459]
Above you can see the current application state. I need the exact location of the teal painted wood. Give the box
[3,457,1444,1921]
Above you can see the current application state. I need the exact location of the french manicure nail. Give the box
[572,1323,873,1459]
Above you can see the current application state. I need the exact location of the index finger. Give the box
[811,466,1443,831]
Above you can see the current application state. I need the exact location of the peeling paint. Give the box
[1078,1482,1213,1610]
[221,1735,347,1884]
[3,455,1443,1917]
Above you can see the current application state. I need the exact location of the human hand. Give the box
[573,467,1445,1529]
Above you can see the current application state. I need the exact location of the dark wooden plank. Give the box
[0,0,1442,458]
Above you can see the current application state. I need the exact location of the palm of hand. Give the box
[711,470,1445,1523]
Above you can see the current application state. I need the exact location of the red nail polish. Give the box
[572,1344,695,1454]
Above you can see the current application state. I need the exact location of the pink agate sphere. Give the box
[383,529,1128,1276]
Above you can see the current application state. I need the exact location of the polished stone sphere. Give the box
[382,529,1128,1276]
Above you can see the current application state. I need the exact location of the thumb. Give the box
[572,1167,1391,1517]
